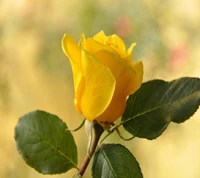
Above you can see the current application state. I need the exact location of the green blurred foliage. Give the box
[0,0,200,178]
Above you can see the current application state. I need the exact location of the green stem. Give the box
[100,122,121,143]
[100,132,112,144]
[99,122,135,143]
[78,122,104,177]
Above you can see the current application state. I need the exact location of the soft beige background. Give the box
[0,0,200,177]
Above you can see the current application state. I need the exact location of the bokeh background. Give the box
[0,0,200,177]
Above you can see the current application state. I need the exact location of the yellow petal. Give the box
[130,61,143,94]
[62,34,83,113]
[79,34,86,48]
[106,34,126,54]
[93,50,136,93]
[122,43,137,67]
[74,76,84,113]
[83,37,115,54]
[95,92,127,123]
[80,49,116,121]
[93,30,107,44]
[127,43,136,55]
[93,50,137,123]
[62,34,81,69]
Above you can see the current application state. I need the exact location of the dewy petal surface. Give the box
[80,49,116,121]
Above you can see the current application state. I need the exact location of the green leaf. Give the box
[92,144,143,178]
[14,110,78,174]
[122,77,200,139]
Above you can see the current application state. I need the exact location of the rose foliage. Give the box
[14,31,200,178]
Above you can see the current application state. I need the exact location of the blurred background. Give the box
[0,0,200,177]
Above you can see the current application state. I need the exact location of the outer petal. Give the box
[80,49,116,121]
[62,34,83,113]
[93,50,137,123]
[62,34,82,90]
[62,34,81,69]
[93,50,136,94]
[122,43,137,66]
[130,61,143,94]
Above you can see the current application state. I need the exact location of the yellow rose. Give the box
[62,31,143,125]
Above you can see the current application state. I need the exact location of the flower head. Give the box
[62,31,143,126]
